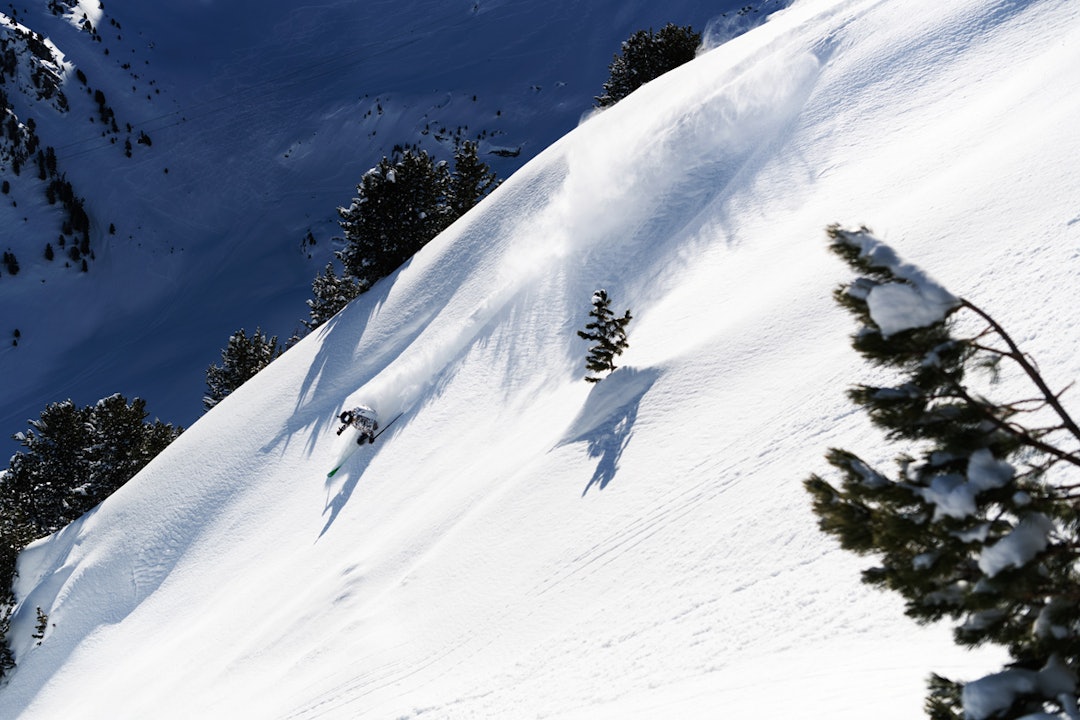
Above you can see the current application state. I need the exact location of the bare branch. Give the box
[961,299,1080,448]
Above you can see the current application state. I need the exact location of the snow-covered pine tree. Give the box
[4,400,93,533]
[804,225,1080,720]
[303,261,361,331]
[577,289,632,383]
[3,395,182,535]
[204,327,283,411]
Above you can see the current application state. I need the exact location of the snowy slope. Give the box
[3,0,1080,717]
[0,0,755,453]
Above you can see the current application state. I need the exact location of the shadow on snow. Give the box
[559,367,660,495]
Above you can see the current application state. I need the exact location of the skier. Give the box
[336,405,379,445]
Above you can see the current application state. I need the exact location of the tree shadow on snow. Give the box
[559,367,660,495]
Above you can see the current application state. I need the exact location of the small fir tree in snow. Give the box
[595,23,701,108]
[32,607,47,645]
[577,289,632,383]
[204,327,283,411]
[804,225,1080,720]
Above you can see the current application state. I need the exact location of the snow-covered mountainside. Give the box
[0,0,758,452]
[2,0,1080,717]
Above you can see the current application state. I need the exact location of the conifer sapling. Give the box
[577,289,632,383]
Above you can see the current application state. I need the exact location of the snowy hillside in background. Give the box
[0,0,768,453]
[2,0,1080,717]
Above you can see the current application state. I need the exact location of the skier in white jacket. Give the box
[336,405,379,445]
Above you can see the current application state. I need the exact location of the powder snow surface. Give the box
[3,0,1080,717]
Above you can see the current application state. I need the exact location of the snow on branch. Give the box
[831,225,959,337]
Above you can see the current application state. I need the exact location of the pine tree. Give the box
[336,146,452,292]
[448,139,498,218]
[82,394,178,515]
[577,289,632,383]
[32,607,47,645]
[3,395,182,534]
[5,400,92,532]
[595,23,701,108]
[0,394,179,676]
[805,225,1080,719]
[303,262,361,331]
[204,327,283,410]
[0,543,17,675]
[325,141,497,320]
[3,250,18,275]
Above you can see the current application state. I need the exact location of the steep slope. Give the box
[2,0,1080,717]
[0,0,755,453]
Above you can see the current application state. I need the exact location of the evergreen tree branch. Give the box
[961,299,1080,446]
[950,382,1080,470]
